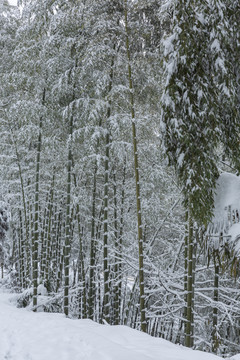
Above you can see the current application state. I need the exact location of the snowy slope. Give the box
[0,290,225,360]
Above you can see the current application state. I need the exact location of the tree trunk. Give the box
[19,210,26,288]
[10,127,30,287]
[185,202,194,347]
[212,249,220,352]
[45,172,55,285]
[64,112,73,316]
[124,0,146,332]
[72,166,87,319]
[103,124,110,322]
[88,164,97,320]
[33,88,45,310]
[113,171,119,325]
[102,50,115,323]
[184,210,188,338]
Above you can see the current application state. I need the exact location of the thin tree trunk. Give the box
[19,210,26,288]
[64,51,78,316]
[102,49,115,323]
[89,165,97,319]
[57,223,64,293]
[113,170,119,325]
[212,250,219,352]
[10,127,30,286]
[183,210,188,338]
[33,88,45,310]
[64,112,73,316]
[185,202,194,347]
[191,232,197,348]
[118,162,126,325]
[103,124,110,322]
[72,167,87,318]
[113,162,126,325]
[124,0,146,332]
[88,111,104,318]
[51,204,58,291]
[45,172,55,285]
[29,201,34,268]
[40,191,50,280]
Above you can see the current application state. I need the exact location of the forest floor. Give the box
[0,288,235,360]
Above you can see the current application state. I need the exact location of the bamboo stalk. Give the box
[33,88,45,310]
[185,202,193,347]
[64,112,73,316]
[124,0,146,332]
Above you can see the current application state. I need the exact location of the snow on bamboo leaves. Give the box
[160,0,234,225]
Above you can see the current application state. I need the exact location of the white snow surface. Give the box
[228,223,240,252]
[213,172,240,222]
[0,289,225,360]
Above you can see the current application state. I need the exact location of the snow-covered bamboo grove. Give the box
[0,0,239,357]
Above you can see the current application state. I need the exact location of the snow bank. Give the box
[212,172,240,250]
[0,290,223,360]
[228,223,240,254]
[213,172,240,222]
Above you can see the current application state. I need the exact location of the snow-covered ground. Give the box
[0,289,229,360]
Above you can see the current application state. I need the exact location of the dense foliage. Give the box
[0,0,240,357]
